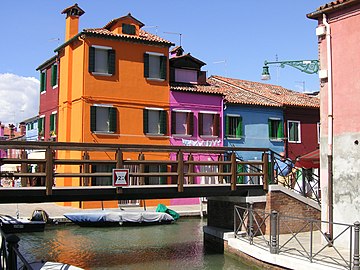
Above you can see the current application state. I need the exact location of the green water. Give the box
[18,218,257,270]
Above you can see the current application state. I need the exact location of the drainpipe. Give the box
[323,14,334,240]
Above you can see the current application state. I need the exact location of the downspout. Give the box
[323,14,334,239]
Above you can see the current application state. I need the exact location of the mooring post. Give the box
[353,221,360,270]
[270,210,279,254]
[6,234,20,270]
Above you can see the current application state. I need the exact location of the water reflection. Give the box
[19,218,255,270]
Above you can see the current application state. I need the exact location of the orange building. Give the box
[55,4,174,208]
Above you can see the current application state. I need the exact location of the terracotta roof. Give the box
[307,0,359,18]
[104,13,145,29]
[211,75,320,108]
[170,82,224,95]
[83,28,174,46]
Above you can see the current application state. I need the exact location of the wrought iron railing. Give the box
[234,204,360,270]
[0,229,34,270]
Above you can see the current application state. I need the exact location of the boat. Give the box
[64,210,175,227]
[0,215,46,234]
[29,261,83,270]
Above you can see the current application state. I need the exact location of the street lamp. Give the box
[261,59,319,80]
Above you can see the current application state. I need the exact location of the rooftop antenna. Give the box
[143,25,158,35]
[213,60,227,77]
[295,81,306,92]
[163,32,182,46]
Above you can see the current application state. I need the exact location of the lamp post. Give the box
[261,59,319,80]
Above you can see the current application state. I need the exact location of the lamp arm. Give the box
[264,60,319,74]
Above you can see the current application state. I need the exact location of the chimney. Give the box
[19,122,26,136]
[61,3,85,41]
[9,124,15,138]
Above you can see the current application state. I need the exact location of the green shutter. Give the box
[160,110,167,135]
[225,115,230,136]
[160,56,167,80]
[236,117,243,138]
[90,106,97,132]
[40,72,46,92]
[50,114,55,132]
[268,119,273,139]
[143,109,148,134]
[109,107,117,133]
[171,111,176,134]
[38,118,43,134]
[89,47,96,73]
[51,65,57,87]
[108,50,115,75]
[188,112,194,136]
[144,53,149,78]
[277,121,284,139]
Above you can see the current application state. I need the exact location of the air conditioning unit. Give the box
[319,69,328,79]
[316,26,326,36]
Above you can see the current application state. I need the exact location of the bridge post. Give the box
[188,154,194,184]
[231,152,237,191]
[354,221,360,270]
[262,152,269,191]
[218,155,224,184]
[45,147,54,195]
[270,151,275,184]
[177,151,184,192]
[270,210,279,254]
[20,150,28,187]
[116,149,124,169]
[82,151,90,186]
[139,153,145,185]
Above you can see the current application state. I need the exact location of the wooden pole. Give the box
[20,150,28,187]
[139,153,145,185]
[188,154,194,184]
[231,152,237,191]
[177,151,184,192]
[262,152,269,191]
[82,151,90,186]
[45,147,54,195]
[116,149,124,169]
[218,154,224,184]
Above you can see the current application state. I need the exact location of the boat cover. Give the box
[64,211,174,224]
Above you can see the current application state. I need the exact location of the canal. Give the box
[18,218,258,270]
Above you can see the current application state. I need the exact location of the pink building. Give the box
[169,47,224,205]
[307,0,360,238]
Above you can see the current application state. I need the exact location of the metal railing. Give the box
[0,229,34,270]
[234,204,360,270]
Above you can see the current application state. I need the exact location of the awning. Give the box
[295,149,319,169]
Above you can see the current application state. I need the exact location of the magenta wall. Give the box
[170,90,223,205]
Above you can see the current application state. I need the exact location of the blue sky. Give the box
[0,0,325,124]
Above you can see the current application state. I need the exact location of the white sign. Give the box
[112,169,129,187]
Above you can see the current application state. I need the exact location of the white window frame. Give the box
[199,111,219,138]
[145,52,165,81]
[172,109,192,137]
[91,104,117,134]
[287,120,301,143]
[91,45,114,76]
[144,107,166,136]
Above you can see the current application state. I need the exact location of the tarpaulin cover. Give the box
[156,204,180,220]
[295,149,320,169]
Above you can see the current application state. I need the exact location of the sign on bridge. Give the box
[112,169,130,187]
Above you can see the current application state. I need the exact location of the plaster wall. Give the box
[223,105,284,160]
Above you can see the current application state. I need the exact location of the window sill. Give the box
[269,138,283,142]
[172,134,192,138]
[92,131,118,136]
[200,135,219,139]
[288,141,302,144]
[145,133,166,137]
[91,72,113,77]
[52,85,58,89]
[40,91,46,95]
[146,78,165,82]
[227,137,243,140]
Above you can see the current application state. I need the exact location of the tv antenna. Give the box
[164,32,183,46]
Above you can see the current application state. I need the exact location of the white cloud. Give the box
[0,73,39,125]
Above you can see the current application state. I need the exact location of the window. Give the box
[122,23,136,35]
[50,112,57,136]
[199,112,219,137]
[90,105,117,133]
[40,71,46,93]
[144,52,167,80]
[143,108,167,135]
[89,46,115,75]
[288,120,301,143]
[51,64,58,87]
[171,110,193,136]
[91,164,114,186]
[145,165,167,185]
[225,114,243,139]
[38,116,45,137]
[268,118,283,140]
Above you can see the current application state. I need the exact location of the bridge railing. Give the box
[0,141,270,195]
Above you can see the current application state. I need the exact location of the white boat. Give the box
[29,261,83,270]
[63,210,175,227]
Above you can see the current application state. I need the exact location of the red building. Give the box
[36,56,59,141]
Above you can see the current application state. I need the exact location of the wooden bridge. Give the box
[0,141,270,203]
